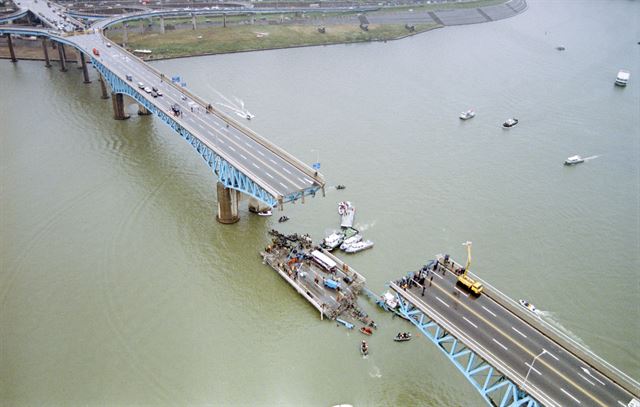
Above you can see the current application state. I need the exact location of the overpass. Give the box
[384,255,640,406]
[0,0,326,223]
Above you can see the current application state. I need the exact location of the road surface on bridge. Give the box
[391,265,636,407]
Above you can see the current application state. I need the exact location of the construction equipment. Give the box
[457,241,484,296]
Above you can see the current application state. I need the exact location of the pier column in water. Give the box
[111,93,130,120]
[99,74,110,99]
[122,24,128,47]
[159,16,165,34]
[191,14,197,30]
[216,182,240,224]
[57,43,67,72]
[80,53,91,83]
[248,197,271,214]
[6,34,17,63]
[137,104,151,115]
[42,38,51,67]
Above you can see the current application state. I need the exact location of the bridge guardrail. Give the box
[99,27,325,196]
[435,255,640,399]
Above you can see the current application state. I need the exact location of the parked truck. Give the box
[456,242,483,296]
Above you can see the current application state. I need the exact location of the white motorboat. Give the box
[518,299,538,314]
[564,155,585,166]
[321,232,344,251]
[338,201,355,228]
[615,69,630,87]
[257,209,272,217]
[459,109,476,120]
[502,118,519,128]
[339,234,363,251]
[343,240,374,253]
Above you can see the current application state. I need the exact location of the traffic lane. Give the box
[419,272,633,406]
[398,283,563,406]
[477,295,635,405]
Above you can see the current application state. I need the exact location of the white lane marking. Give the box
[279,182,288,189]
[492,338,508,351]
[258,151,265,157]
[252,163,259,169]
[240,154,247,160]
[245,142,252,147]
[298,177,307,184]
[462,316,478,328]
[435,296,450,308]
[560,388,581,404]
[454,286,470,297]
[228,146,235,152]
[207,131,214,136]
[266,172,274,179]
[580,367,606,386]
[269,159,277,164]
[578,373,595,386]
[482,305,497,317]
[282,167,292,175]
[219,139,225,144]
[234,134,241,140]
[543,349,559,361]
[432,272,443,279]
[511,326,527,338]
[525,362,542,376]
[618,401,627,407]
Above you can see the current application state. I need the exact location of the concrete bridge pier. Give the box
[159,16,165,34]
[248,197,271,215]
[137,104,151,115]
[123,24,128,47]
[98,74,110,99]
[80,53,91,83]
[223,14,226,28]
[191,14,197,30]
[6,34,17,63]
[111,93,130,120]
[57,43,67,72]
[216,182,240,224]
[42,38,51,67]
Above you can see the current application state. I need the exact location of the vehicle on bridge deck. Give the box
[125,74,132,81]
[137,82,144,89]
[92,47,99,56]
[456,242,484,296]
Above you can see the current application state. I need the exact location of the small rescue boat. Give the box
[360,326,373,336]
[518,299,538,314]
[394,332,412,342]
[459,109,476,120]
[502,118,519,128]
[360,341,369,356]
[278,215,289,223]
[257,209,272,217]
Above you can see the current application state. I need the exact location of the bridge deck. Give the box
[391,261,636,407]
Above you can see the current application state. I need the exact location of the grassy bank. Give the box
[107,23,440,59]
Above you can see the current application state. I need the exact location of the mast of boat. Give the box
[462,241,472,276]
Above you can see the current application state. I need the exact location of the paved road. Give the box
[391,262,636,407]
[6,0,325,204]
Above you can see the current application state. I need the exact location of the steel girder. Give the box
[91,58,282,208]
[392,290,540,407]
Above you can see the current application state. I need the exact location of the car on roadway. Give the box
[151,86,158,92]
[156,90,163,96]
[151,91,158,98]
[138,82,144,89]
[106,42,111,47]
[181,95,187,101]
[144,87,152,93]
[126,74,133,81]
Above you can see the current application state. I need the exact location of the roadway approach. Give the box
[386,256,640,407]
[0,0,326,223]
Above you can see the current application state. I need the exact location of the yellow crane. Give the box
[457,241,484,295]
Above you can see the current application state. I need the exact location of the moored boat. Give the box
[360,326,373,336]
[321,231,344,251]
[257,209,272,217]
[394,332,412,342]
[340,234,363,251]
[502,118,519,128]
[518,299,539,314]
[343,240,374,253]
[338,201,355,228]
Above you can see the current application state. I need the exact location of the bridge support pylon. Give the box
[111,93,130,120]
[216,182,240,224]
[57,43,67,72]
[137,104,152,115]
[99,74,110,99]
[80,53,91,83]
[42,38,51,68]
[159,16,165,34]
[191,14,197,30]
[6,34,17,63]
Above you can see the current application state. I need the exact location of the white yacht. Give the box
[615,69,630,87]
[339,234,363,251]
[459,109,476,120]
[343,240,374,253]
[321,232,344,251]
[564,155,584,166]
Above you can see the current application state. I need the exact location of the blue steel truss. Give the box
[391,289,540,407]
[90,58,316,208]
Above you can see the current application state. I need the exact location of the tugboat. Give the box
[394,332,412,342]
[564,155,584,166]
[502,118,519,128]
[459,109,476,120]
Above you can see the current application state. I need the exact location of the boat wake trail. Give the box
[582,155,599,161]
[212,89,254,120]
[539,310,591,350]
[368,365,382,378]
